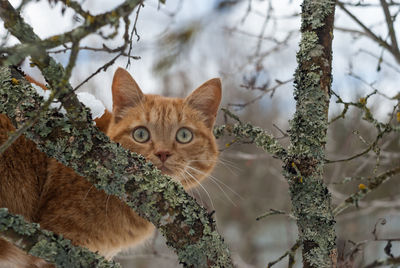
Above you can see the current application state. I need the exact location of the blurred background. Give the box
[1,0,400,267]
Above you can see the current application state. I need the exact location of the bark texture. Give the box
[285,0,337,267]
[0,208,119,268]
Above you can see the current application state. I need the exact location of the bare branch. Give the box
[336,0,400,63]
[364,257,400,268]
[333,166,400,216]
[267,241,300,268]
[379,0,400,59]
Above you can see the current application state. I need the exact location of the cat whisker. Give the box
[193,185,205,208]
[184,169,215,210]
[184,161,241,197]
[186,165,243,204]
[82,184,94,202]
[105,194,111,218]
[187,158,241,176]
[178,169,205,207]
[218,157,243,176]
[187,166,237,207]
[193,156,242,171]
[175,165,205,208]
[217,156,243,171]
[178,161,242,206]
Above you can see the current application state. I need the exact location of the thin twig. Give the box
[64,41,80,81]
[333,166,400,216]
[379,0,400,60]
[0,117,37,154]
[228,78,293,110]
[126,1,143,68]
[336,0,400,63]
[267,241,300,268]
[73,52,125,92]
[59,0,92,18]
[256,209,287,221]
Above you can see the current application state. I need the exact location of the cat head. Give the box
[106,68,221,189]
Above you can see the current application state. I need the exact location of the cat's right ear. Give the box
[112,67,144,120]
[185,78,222,128]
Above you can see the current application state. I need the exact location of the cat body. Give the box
[0,68,221,267]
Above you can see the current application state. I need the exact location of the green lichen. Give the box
[301,0,335,30]
[0,208,119,268]
[214,122,287,160]
[285,0,337,267]
[297,31,320,61]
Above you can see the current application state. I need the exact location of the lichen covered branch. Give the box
[214,113,287,160]
[0,208,119,268]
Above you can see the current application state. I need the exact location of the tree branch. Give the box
[364,256,400,268]
[336,0,400,64]
[214,109,287,160]
[267,241,300,268]
[0,208,119,268]
[333,166,400,216]
[380,0,400,59]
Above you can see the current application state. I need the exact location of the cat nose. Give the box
[155,150,172,162]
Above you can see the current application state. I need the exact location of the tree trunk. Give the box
[285,0,337,267]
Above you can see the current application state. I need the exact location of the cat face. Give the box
[106,68,221,189]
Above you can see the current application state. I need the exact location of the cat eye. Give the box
[176,128,193,144]
[132,127,150,143]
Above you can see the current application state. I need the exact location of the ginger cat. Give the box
[0,68,222,267]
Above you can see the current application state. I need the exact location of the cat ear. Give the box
[185,78,222,128]
[112,67,144,120]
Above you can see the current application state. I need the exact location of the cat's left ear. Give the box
[185,78,222,128]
